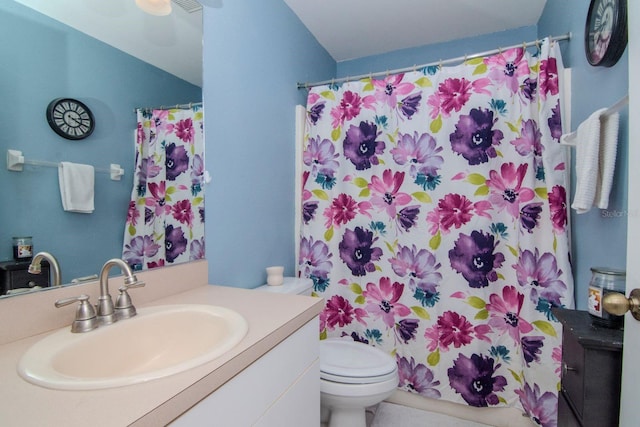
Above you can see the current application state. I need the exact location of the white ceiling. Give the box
[283,0,548,62]
[13,0,548,87]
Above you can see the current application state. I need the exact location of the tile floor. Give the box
[368,402,493,427]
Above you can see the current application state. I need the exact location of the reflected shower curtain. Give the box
[299,39,573,425]
[122,107,205,270]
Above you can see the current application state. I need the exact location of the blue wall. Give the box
[539,0,628,310]
[202,0,335,288]
[0,2,202,284]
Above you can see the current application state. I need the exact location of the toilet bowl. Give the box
[256,278,398,427]
[319,338,398,427]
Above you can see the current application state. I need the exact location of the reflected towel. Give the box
[58,162,95,213]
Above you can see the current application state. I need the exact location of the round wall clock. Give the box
[584,0,627,67]
[46,98,95,140]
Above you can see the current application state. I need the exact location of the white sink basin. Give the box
[18,304,248,390]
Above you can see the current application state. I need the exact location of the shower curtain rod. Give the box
[296,32,571,89]
[133,101,202,113]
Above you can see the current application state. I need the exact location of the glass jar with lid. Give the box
[587,267,626,328]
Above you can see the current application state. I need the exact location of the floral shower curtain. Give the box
[122,107,205,270]
[299,39,573,425]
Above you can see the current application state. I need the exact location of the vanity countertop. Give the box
[0,263,323,426]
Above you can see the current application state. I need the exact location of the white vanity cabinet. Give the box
[171,317,320,427]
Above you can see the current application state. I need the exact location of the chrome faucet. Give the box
[28,251,62,287]
[97,258,145,325]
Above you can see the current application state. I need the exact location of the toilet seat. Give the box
[320,339,397,384]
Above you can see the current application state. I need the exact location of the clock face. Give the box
[585,0,627,67]
[46,98,95,140]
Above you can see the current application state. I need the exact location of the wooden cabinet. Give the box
[171,317,320,426]
[0,260,50,295]
[554,308,623,427]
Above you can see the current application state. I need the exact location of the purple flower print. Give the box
[449,230,505,288]
[389,244,442,302]
[308,101,325,125]
[548,185,568,233]
[448,353,507,407]
[175,118,195,143]
[146,181,170,217]
[520,202,543,233]
[395,319,420,344]
[396,205,420,232]
[548,101,563,141]
[487,286,534,344]
[520,77,537,102]
[126,201,140,226]
[511,120,543,161]
[343,121,385,170]
[299,236,333,280]
[513,249,567,307]
[339,227,383,276]
[165,224,187,263]
[450,108,504,165]
[302,201,319,224]
[521,336,545,367]
[303,136,339,180]
[515,383,558,427]
[487,162,535,219]
[397,355,442,398]
[123,235,161,268]
[399,93,422,119]
[391,131,444,178]
[166,142,189,180]
[189,238,205,261]
[368,169,412,218]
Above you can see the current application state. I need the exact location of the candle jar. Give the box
[12,236,33,261]
[587,267,626,329]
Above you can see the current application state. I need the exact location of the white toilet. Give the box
[257,277,399,427]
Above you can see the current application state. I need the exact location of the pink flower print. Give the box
[552,346,562,375]
[145,181,171,216]
[487,286,533,344]
[126,201,140,226]
[175,118,195,143]
[437,311,475,350]
[372,74,414,109]
[151,109,174,136]
[368,169,412,218]
[539,57,560,100]
[323,193,371,228]
[427,194,491,235]
[324,295,356,330]
[548,185,568,233]
[363,277,411,329]
[427,78,473,118]
[487,162,534,219]
[171,199,194,227]
[136,121,146,145]
[485,47,530,93]
[330,90,363,128]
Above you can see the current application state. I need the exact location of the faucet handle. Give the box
[55,294,98,333]
[115,281,146,320]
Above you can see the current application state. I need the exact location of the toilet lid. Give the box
[319,339,397,381]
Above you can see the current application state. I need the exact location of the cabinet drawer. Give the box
[561,330,584,417]
[7,268,50,289]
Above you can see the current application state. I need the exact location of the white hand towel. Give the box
[571,109,606,214]
[58,162,95,213]
[595,112,620,209]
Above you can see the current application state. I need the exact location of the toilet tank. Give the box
[255,277,313,296]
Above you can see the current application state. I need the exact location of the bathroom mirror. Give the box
[0,0,203,294]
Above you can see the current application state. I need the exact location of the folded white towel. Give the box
[571,109,606,214]
[58,162,95,213]
[595,112,620,209]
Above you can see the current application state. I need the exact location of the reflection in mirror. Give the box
[0,0,203,296]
